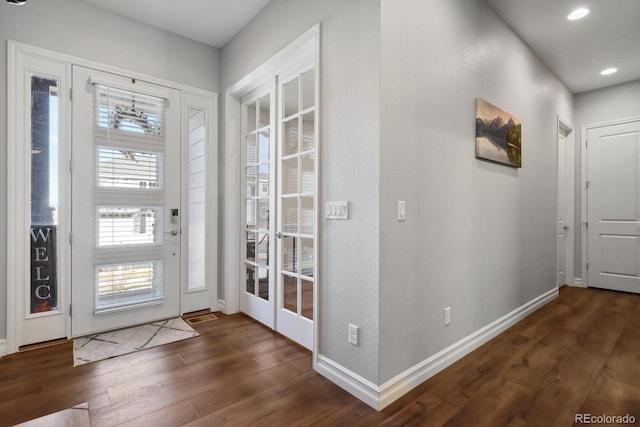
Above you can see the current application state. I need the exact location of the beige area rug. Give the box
[73,317,198,366]
[13,403,90,426]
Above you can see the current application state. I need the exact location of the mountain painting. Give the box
[475,98,522,168]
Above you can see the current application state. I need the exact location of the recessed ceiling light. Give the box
[567,8,590,20]
[600,68,618,76]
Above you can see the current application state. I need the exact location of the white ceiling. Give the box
[485,0,640,94]
[80,0,270,49]
[79,0,639,94]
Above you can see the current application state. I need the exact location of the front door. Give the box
[586,119,640,293]
[71,67,182,336]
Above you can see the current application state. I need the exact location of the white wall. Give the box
[221,0,381,383]
[379,0,573,383]
[0,0,221,341]
[573,79,640,278]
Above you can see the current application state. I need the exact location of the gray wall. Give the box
[379,0,573,382]
[221,0,382,383]
[0,0,221,340]
[573,79,640,278]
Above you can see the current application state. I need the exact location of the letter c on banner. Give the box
[35,284,51,300]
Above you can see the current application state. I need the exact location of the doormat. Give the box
[73,318,199,366]
[14,402,89,426]
[184,312,218,325]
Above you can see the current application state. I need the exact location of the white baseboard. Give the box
[0,339,7,358]
[216,299,227,313]
[316,287,559,411]
[573,277,584,287]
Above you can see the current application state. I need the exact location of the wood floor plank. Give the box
[1,287,638,426]
[577,375,640,421]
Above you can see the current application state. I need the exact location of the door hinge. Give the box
[69,232,72,245]
[586,180,591,189]
[70,87,73,101]
[69,304,72,315]
[69,159,73,173]
[585,140,588,148]
[586,263,589,271]
[585,222,589,230]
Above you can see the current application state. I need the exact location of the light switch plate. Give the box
[397,200,406,221]
[326,201,349,220]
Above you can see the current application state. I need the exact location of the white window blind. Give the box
[92,83,167,312]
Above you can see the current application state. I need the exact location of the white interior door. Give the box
[557,129,568,286]
[239,66,317,350]
[241,84,276,328]
[71,66,182,336]
[276,67,317,350]
[587,119,640,293]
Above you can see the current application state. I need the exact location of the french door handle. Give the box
[563,226,569,231]
[275,232,282,239]
[165,230,179,236]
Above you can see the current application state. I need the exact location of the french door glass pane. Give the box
[283,274,297,313]
[282,198,298,233]
[301,155,314,194]
[301,238,314,277]
[282,158,298,195]
[247,101,257,132]
[282,235,296,273]
[301,279,313,320]
[258,131,270,163]
[30,76,60,314]
[258,268,269,300]
[246,200,256,229]
[284,78,299,118]
[284,119,299,156]
[246,264,255,294]
[257,199,269,230]
[301,197,314,235]
[257,233,269,267]
[246,134,257,164]
[259,94,270,128]
[302,68,315,111]
[246,232,256,262]
[301,113,315,152]
[246,166,257,197]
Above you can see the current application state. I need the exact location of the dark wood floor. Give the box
[1,286,639,426]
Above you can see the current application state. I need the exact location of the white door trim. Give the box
[580,116,640,287]
[6,41,217,355]
[557,115,575,286]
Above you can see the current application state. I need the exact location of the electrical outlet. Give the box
[348,323,359,346]
[444,307,451,325]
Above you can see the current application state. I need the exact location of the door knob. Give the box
[563,226,569,231]
[276,232,282,239]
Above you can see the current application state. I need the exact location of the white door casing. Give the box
[585,119,640,293]
[71,66,182,336]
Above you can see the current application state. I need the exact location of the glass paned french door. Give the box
[276,67,316,350]
[71,66,181,336]
[241,86,276,328]
[240,65,317,350]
